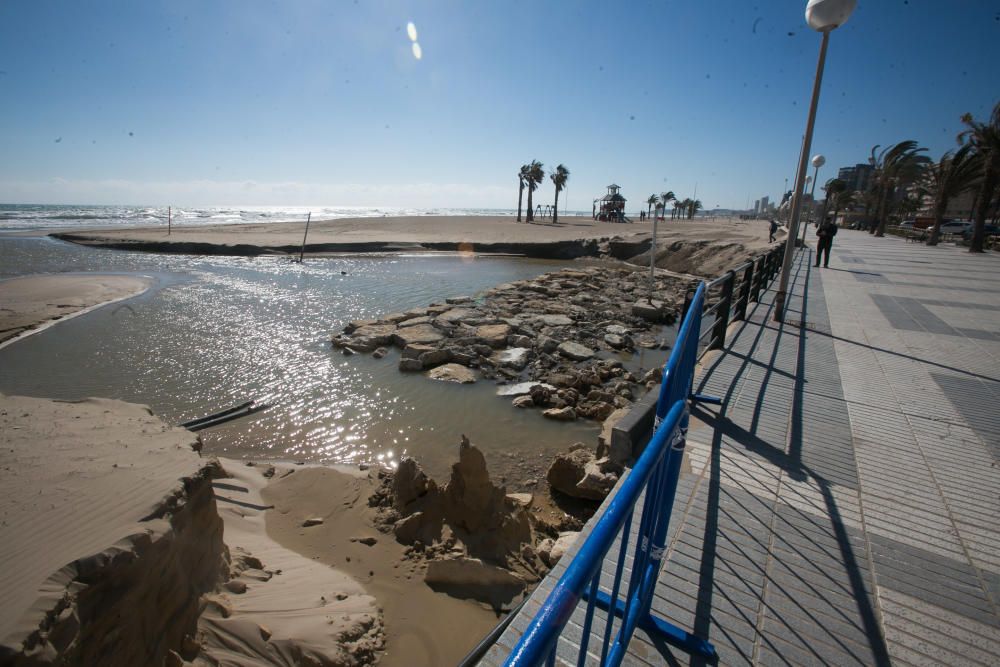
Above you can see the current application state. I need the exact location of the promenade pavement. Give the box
[483,229,1000,666]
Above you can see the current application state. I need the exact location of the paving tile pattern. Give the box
[482,232,1000,666]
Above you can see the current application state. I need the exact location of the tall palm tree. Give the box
[646,194,659,219]
[550,164,570,224]
[660,191,675,220]
[516,164,530,222]
[923,145,982,246]
[674,198,690,220]
[688,199,702,219]
[958,100,1000,252]
[525,160,544,223]
[868,140,929,237]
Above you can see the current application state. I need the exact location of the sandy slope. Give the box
[0,274,151,346]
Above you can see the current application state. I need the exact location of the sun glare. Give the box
[406,21,418,42]
[412,42,422,60]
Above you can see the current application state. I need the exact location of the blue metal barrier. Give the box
[504,282,715,666]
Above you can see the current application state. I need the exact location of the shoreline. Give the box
[0,273,152,349]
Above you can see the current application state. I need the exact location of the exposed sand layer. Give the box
[260,461,500,667]
[50,215,776,266]
[0,274,151,346]
[0,394,226,665]
[200,461,384,667]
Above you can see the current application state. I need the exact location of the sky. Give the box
[1,0,998,211]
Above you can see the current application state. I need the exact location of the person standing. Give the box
[815,217,838,268]
[768,219,778,243]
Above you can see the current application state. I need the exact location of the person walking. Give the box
[815,217,838,268]
[768,219,778,243]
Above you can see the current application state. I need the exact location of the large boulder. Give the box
[538,531,580,567]
[475,324,511,348]
[392,323,444,348]
[557,341,595,361]
[496,382,556,397]
[493,347,531,370]
[427,363,477,384]
[392,458,433,509]
[631,299,671,323]
[542,407,576,421]
[546,446,620,500]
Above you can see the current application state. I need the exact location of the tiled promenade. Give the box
[483,230,1000,666]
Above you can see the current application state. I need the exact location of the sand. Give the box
[50,215,777,265]
[0,274,151,347]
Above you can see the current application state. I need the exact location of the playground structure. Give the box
[593,184,629,223]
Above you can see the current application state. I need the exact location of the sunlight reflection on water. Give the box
[0,238,666,480]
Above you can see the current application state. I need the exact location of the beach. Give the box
[0,214,780,665]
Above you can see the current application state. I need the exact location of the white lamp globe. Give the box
[805,0,857,32]
[811,155,826,168]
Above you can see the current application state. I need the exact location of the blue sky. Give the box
[1,1,998,210]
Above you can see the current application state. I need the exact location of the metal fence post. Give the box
[734,263,753,321]
[710,271,734,351]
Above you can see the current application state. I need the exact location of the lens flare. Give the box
[412,42,422,60]
[406,22,418,42]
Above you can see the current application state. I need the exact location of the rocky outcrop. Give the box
[546,444,623,501]
[332,266,690,424]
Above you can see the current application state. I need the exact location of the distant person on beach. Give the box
[768,219,778,243]
[815,218,838,268]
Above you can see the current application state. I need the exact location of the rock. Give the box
[402,343,437,360]
[424,557,526,608]
[533,314,574,327]
[576,457,620,499]
[445,295,472,304]
[496,381,556,397]
[224,580,248,594]
[537,336,559,353]
[475,324,511,348]
[350,536,378,546]
[437,307,478,324]
[392,323,444,347]
[427,363,477,384]
[392,457,431,508]
[398,315,433,328]
[350,323,397,346]
[344,318,378,334]
[506,493,533,508]
[508,334,533,348]
[511,395,534,408]
[604,334,626,349]
[372,347,388,359]
[530,385,553,406]
[642,367,663,384]
[605,324,629,335]
[557,341,595,361]
[302,517,324,527]
[631,299,670,323]
[493,347,531,370]
[546,532,580,566]
[542,406,577,421]
[399,358,423,372]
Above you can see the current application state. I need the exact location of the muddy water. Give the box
[0,236,673,481]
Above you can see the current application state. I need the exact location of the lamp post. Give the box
[802,154,826,243]
[773,0,856,323]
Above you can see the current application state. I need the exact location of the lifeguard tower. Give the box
[594,184,628,222]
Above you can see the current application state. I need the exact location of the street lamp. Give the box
[801,154,826,243]
[773,0,856,323]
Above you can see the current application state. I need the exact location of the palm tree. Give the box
[646,194,659,219]
[674,198,689,220]
[525,160,544,223]
[868,140,930,237]
[660,191,675,220]
[688,199,702,219]
[550,164,570,224]
[516,164,530,222]
[923,145,982,246]
[958,101,1000,252]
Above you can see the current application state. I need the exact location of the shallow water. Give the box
[1,236,672,481]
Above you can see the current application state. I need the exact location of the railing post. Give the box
[709,271,734,351]
[734,263,753,321]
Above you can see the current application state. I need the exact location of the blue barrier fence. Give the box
[504,281,716,667]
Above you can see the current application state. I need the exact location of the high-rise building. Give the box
[753,199,761,216]
[760,196,770,215]
[837,163,874,193]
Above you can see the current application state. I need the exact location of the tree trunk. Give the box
[970,157,998,253]
[526,187,534,222]
[875,183,892,237]
[553,189,560,224]
[517,181,524,222]
[927,196,948,246]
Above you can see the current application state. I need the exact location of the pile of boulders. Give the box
[332,266,690,423]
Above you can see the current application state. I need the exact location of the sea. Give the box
[0,204,590,234]
[0,203,667,482]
